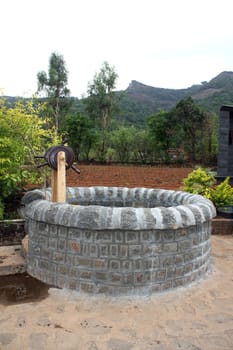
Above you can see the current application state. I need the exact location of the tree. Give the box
[65,113,98,161]
[37,52,71,136]
[0,98,55,218]
[174,97,206,162]
[200,111,218,164]
[147,110,180,162]
[84,61,118,162]
[132,129,155,164]
[110,126,136,163]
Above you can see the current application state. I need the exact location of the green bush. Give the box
[182,168,233,208]
[0,98,57,218]
[182,167,215,195]
[209,177,233,207]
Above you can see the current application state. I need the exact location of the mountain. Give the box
[115,71,233,126]
[3,71,233,127]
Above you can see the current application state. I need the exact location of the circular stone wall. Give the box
[21,187,216,296]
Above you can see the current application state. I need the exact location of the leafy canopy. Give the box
[37,52,71,135]
[0,98,55,217]
[85,61,119,162]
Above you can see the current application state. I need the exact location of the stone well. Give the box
[20,187,216,296]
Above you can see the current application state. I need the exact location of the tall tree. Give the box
[147,110,180,162]
[65,113,98,161]
[174,97,206,162]
[85,61,118,162]
[37,52,71,136]
[199,111,218,164]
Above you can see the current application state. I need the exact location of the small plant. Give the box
[209,177,233,207]
[182,167,215,195]
[182,168,233,208]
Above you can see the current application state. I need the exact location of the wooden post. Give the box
[57,151,66,203]
[51,151,66,203]
[51,169,58,202]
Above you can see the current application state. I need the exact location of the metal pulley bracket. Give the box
[35,143,80,174]
[44,145,75,170]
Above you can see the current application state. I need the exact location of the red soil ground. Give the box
[66,164,193,190]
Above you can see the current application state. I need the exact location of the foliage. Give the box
[65,113,98,161]
[37,52,71,136]
[5,71,233,129]
[190,111,218,165]
[182,168,233,208]
[208,177,233,207]
[84,61,119,162]
[146,99,217,164]
[4,68,227,167]
[112,72,233,126]
[132,129,155,164]
[147,109,181,162]
[110,126,136,163]
[114,92,154,127]
[0,98,55,217]
[0,199,4,220]
[174,97,207,162]
[182,168,215,195]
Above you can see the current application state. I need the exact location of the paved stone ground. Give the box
[0,235,233,349]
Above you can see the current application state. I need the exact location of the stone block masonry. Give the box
[21,187,216,296]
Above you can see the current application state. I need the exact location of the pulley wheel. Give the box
[44,145,75,170]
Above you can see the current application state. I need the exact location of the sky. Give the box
[1,0,233,98]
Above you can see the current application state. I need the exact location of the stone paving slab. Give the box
[0,245,26,276]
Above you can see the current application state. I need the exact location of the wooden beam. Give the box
[57,151,66,203]
[51,169,58,202]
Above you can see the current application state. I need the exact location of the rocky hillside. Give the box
[115,71,233,125]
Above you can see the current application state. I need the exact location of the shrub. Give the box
[209,177,233,207]
[182,167,215,195]
[182,168,233,208]
[0,98,56,218]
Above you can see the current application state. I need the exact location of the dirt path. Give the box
[0,235,232,349]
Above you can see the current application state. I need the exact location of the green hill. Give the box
[114,71,233,126]
[3,71,233,127]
